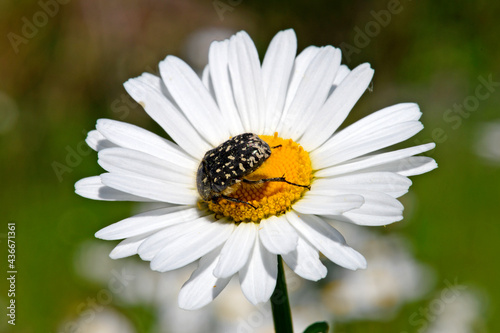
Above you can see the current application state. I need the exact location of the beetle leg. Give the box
[242,176,311,190]
[220,194,257,209]
[271,144,282,149]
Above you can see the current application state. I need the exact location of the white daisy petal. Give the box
[300,63,375,151]
[178,246,231,310]
[201,64,218,101]
[332,103,422,143]
[86,130,117,151]
[75,176,156,202]
[279,46,342,140]
[286,211,367,270]
[314,102,421,155]
[109,232,155,259]
[324,62,350,104]
[228,31,266,133]
[208,40,245,136]
[124,74,211,159]
[259,216,299,255]
[323,191,404,226]
[201,64,211,91]
[95,206,201,240]
[214,222,257,278]
[312,121,424,169]
[159,56,230,146]
[347,190,404,216]
[362,156,438,177]
[283,46,321,113]
[137,217,210,261]
[100,172,198,205]
[292,193,364,215]
[98,147,194,185]
[311,103,423,168]
[239,234,278,305]
[282,237,327,281]
[315,142,436,177]
[313,172,412,198]
[96,119,198,168]
[332,64,351,87]
[151,218,235,272]
[261,29,297,134]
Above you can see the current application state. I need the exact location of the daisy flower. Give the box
[75,29,437,310]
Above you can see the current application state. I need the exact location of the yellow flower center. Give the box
[208,133,312,222]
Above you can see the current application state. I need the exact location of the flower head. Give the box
[75,29,437,310]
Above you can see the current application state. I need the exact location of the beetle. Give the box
[196,133,310,208]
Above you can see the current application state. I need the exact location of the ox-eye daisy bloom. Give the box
[75,29,436,311]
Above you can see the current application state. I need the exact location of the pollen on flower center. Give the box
[208,133,312,222]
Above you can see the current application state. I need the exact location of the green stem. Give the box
[271,255,293,333]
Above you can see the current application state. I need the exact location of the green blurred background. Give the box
[1,0,499,332]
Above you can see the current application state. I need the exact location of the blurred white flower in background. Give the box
[74,240,212,333]
[474,121,500,165]
[59,307,136,333]
[425,290,485,333]
[320,223,434,321]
